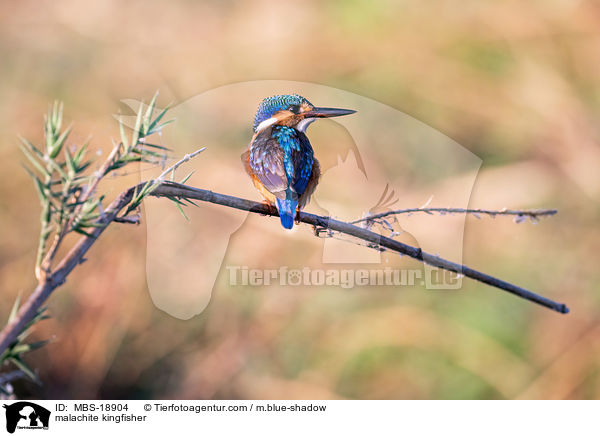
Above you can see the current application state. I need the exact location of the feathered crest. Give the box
[253,94,312,132]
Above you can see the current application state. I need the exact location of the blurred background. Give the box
[0,0,599,399]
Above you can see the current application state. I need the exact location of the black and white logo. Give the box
[3,402,50,433]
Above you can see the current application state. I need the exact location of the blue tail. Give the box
[275,198,298,230]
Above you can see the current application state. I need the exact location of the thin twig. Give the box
[156,148,206,182]
[351,207,558,225]
[80,143,122,205]
[114,215,140,225]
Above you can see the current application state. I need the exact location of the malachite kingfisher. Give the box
[242,94,356,229]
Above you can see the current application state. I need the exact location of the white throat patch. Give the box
[296,117,316,133]
[255,117,278,133]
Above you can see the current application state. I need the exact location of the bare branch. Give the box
[150,182,568,315]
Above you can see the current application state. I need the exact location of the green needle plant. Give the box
[22,95,174,281]
[1,93,201,392]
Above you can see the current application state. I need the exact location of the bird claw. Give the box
[260,202,277,216]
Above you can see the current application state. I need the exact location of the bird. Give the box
[242,94,356,229]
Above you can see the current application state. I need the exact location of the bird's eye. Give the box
[288,105,300,113]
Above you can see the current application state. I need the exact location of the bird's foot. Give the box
[260,202,277,216]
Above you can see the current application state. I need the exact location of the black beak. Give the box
[305,107,356,118]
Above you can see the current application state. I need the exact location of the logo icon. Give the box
[3,402,50,433]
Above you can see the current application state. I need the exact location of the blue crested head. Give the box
[252,94,357,134]
[253,94,312,132]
